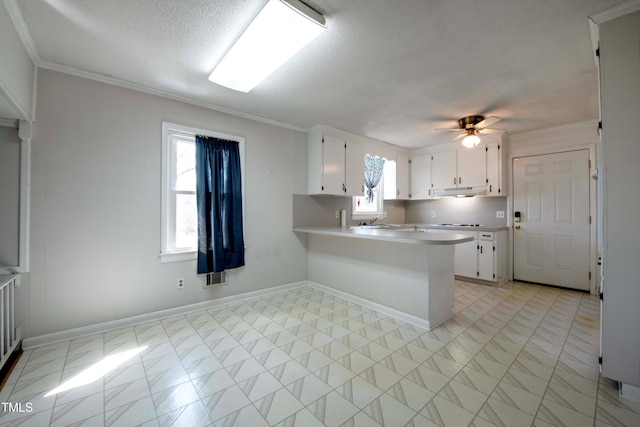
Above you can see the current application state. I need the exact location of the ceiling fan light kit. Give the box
[436,115,503,147]
[462,131,481,147]
[208,0,326,92]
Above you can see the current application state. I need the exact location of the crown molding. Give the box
[590,0,640,24]
[38,60,309,133]
[3,0,41,65]
[4,0,309,133]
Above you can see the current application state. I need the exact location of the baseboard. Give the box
[306,281,435,330]
[620,382,640,404]
[23,281,307,349]
[0,344,23,391]
[24,278,445,349]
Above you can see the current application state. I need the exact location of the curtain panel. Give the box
[364,155,385,202]
[195,136,245,274]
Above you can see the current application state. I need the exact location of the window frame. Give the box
[160,122,245,263]
[351,174,384,221]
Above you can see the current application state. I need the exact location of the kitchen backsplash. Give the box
[405,197,508,226]
[292,194,405,227]
[293,194,507,227]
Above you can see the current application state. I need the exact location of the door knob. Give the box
[515,224,521,230]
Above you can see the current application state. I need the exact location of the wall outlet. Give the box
[431,211,436,218]
[335,210,340,218]
[177,278,184,289]
[496,211,505,218]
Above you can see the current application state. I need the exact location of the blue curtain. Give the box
[364,155,385,202]
[195,136,245,274]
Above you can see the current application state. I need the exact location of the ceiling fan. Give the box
[436,115,504,147]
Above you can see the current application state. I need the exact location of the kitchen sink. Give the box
[349,224,425,232]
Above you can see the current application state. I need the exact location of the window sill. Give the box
[352,213,384,221]
[159,250,196,263]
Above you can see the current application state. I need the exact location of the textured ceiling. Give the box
[12,0,623,148]
[0,92,21,122]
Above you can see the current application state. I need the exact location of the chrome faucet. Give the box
[370,215,382,225]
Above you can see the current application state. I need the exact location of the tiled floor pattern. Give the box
[1,280,639,426]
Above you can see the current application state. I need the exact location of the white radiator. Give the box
[0,274,20,371]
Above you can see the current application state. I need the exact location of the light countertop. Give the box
[293,226,475,245]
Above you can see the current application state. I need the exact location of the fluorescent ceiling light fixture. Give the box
[209,0,326,92]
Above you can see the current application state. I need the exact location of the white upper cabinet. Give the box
[486,142,504,196]
[395,151,410,200]
[308,129,363,197]
[457,146,487,188]
[431,150,457,190]
[409,153,432,199]
[432,146,486,190]
[384,150,410,200]
[321,134,347,195]
[309,125,401,197]
[345,139,364,196]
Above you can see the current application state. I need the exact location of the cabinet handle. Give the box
[459,177,462,184]
[362,185,364,192]
[428,189,431,196]
[397,189,400,196]
[454,177,457,185]
[343,183,347,193]
[489,184,492,193]
[480,246,483,254]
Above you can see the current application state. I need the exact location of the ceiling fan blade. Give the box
[475,116,501,129]
[452,133,466,141]
[435,128,463,132]
[478,128,506,134]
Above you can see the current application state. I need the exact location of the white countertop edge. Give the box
[293,226,475,245]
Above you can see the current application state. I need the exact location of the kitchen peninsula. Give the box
[293,226,474,330]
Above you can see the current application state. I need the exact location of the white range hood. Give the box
[432,186,487,198]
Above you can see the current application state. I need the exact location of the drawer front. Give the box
[478,232,495,241]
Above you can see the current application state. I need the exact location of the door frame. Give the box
[507,122,599,294]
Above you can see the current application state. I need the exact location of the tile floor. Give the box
[1,280,639,426]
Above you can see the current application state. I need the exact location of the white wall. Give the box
[0,125,20,267]
[26,69,308,338]
[0,2,34,120]
[599,10,640,386]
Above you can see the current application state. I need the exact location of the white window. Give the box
[352,176,384,221]
[161,122,245,262]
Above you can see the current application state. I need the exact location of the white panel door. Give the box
[513,150,590,290]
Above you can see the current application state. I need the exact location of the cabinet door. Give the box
[486,142,501,196]
[345,139,364,196]
[431,150,457,190]
[322,135,346,195]
[457,145,487,188]
[477,241,495,281]
[396,151,410,199]
[409,154,432,199]
[455,239,478,278]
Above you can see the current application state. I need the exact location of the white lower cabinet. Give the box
[477,232,497,281]
[428,229,507,283]
[452,231,478,278]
